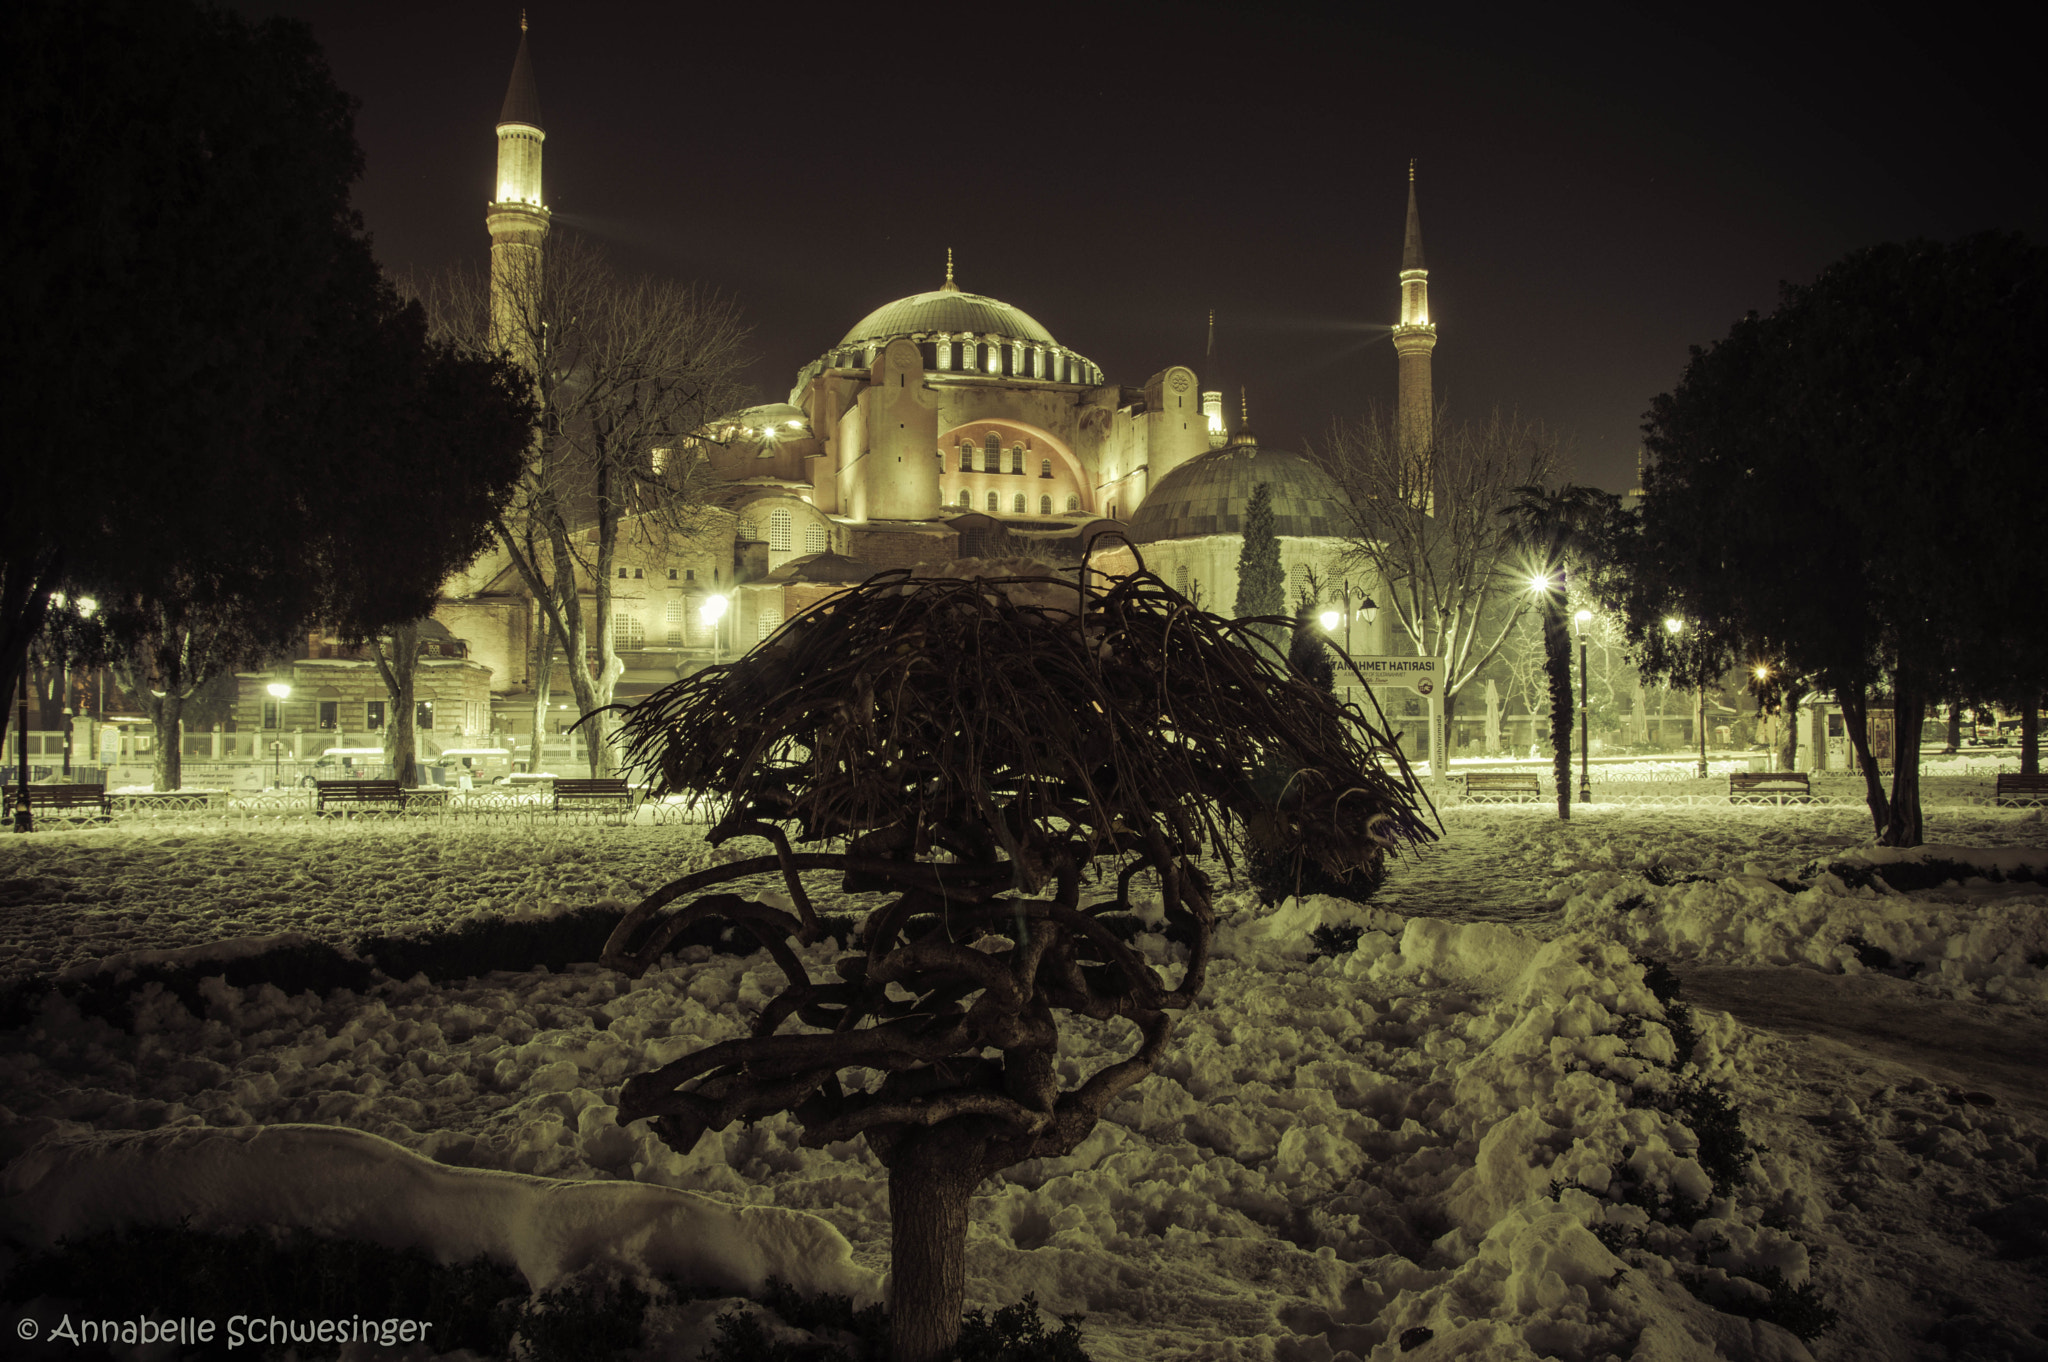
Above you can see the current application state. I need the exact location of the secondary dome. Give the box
[1127,440,1350,543]
[838,289,1059,349]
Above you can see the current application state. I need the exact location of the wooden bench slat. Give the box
[2,783,111,818]
[315,779,407,815]
[1729,771,1811,804]
[1996,772,2048,806]
[552,777,636,815]
[1464,772,1542,803]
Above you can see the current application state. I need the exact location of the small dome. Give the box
[1127,444,1349,544]
[839,289,1059,349]
[761,551,878,585]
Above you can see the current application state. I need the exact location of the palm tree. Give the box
[1502,484,1622,819]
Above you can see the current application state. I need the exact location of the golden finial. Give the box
[520,8,527,32]
[1408,157,1415,183]
[940,248,961,293]
[1239,386,1249,426]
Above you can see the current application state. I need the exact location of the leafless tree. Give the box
[1316,404,1564,716]
[416,234,752,775]
[601,562,1431,1361]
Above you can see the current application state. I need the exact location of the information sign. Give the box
[1352,655,1442,693]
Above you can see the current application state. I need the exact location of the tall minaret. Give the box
[487,12,548,367]
[1201,311,1228,449]
[1390,160,1437,458]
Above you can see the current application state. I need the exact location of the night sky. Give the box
[235,1,2045,494]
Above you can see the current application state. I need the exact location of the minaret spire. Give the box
[488,17,550,366]
[1390,159,1437,477]
[940,248,960,293]
[1201,310,1227,448]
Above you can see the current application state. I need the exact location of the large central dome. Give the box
[839,288,1058,349]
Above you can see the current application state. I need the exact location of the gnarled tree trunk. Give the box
[1837,688,1889,839]
[880,1125,988,1362]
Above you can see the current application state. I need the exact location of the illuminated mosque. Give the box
[440,23,1438,734]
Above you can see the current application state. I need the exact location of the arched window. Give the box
[1039,495,1051,515]
[959,443,972,472]
[1040,458,1052,478]
[959,340,976,373]
[986,491,999,512]
[1066,495,1079,512]
[665,599,683,644]
[1289,564,1309,604]
[736,519,756,542]
[804,522,827,554]
[960,489,973,508]
[984,433,1000,472]
[1013,493,1025,513]
[1009,445,1023,474]
[769,509,792,552]
[757,605,782,641]
[1175,565,1189,595]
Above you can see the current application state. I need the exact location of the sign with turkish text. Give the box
[1351,655,1443,693]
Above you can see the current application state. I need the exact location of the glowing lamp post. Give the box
[700,594,728,666]
[266,681,291,788]
[1664,617,1707,778]
[1318,587,1377,706]
[1573,610,1593,803]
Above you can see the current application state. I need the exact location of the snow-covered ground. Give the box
[1,801,2044,1360]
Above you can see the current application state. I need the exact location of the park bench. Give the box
[1729,771,1812,805]
[1994,772,2048,807]
[1,783,111,821]
[551,777,636,817]
[315,779,407,815]
[1463,771,1542,804]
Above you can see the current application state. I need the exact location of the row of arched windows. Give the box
[736,507,829,556]
[954,490,1079,515]
[950,436,1057,477]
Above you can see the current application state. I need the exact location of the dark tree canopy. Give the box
[1,0,533,787]
[601,561,1430,1360]
[1619,233,2048,843]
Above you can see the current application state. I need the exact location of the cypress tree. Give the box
[1235,483,1285,620]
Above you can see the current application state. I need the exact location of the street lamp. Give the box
[1574,609,1593,803]
[266,681,291,788]
[1318,587,1377,704]
[1663,617,1707,778]
[700,594,728,666]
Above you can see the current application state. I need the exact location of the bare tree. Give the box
[417,235,752,776]
[1316,405,1564,718]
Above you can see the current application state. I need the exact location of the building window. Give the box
[1067,495,1080,511]
[685,568,695,581]
[666,599,683,644]
[770,507,792,551]
[1041,459,1052,478]
[1290,565,1309,603]
[366,701,385,732]
[958,444,972,472]
[737,518,756,541]
[959,340,975,373]
[1009,445,1022,474]
[1013,493,1026,513]
[261,700,280,730]
[634,567,644,579]
[984,433,1000,471]
[986,491,999,512]
[1175,565,1189,595]
[757,605,781,641]
[667,568,678,580]
[318,701,338,731]
[416,700,434,731]
[959,489,972,508]
[1040,494,1052,515]
[805,522,827,554]
[615,610,645,647]
[618,567,628,578]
